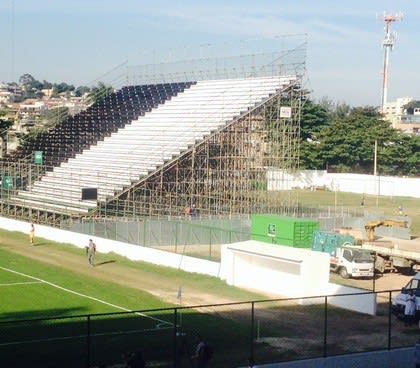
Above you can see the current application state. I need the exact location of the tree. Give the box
[87,82,114,106]
[318,107,385,172]
[18,73,36,87]
[74,86,90,97]
[0,109,14,156]
[403,100,420,115]
[318,97,351,119]
[309,106,417,175]
[299,99,330,169]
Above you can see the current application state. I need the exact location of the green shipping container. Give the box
[251,215,320,248]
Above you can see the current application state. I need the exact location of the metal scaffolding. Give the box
[0,37,307,226]
[97,79,304,218]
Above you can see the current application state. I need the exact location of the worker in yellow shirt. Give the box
[29,223,35,246]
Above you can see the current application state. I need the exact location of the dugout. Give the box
[220,240,330,302]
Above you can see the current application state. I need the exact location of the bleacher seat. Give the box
[10,76,296,214]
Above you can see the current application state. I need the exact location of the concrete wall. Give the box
[268,170,420,199]
[325,284,377,315]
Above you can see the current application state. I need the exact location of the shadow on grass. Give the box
[95,260,116,267]
[0,307,90,322]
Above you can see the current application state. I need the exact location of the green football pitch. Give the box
[0,231,262,368]
[0,247,173,319]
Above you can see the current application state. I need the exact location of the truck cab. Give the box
[313,231,374,279]
[392,272,420,318]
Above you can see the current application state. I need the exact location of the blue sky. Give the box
[0,0,418,107]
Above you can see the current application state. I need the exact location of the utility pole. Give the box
[380,13,403,114]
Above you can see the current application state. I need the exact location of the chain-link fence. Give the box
[0,289,417,368]
[66,208,366,261]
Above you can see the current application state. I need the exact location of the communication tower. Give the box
[380,13,403,113]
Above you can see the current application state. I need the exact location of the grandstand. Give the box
[0,46,306,226]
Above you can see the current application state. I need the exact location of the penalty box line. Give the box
[0,266,172,327]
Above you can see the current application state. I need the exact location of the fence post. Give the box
[143,218,147,246]
[173,308,178,368]
[175,222,178,253]
[86,315,91,368]
[323,296,328,358]
[388,291,392,350]
[209,228,212,258]
[250,301,255,362]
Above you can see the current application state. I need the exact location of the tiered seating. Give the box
[5,83,193,167]
[11,76,295,214]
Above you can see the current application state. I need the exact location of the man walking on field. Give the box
[87,239,96,267]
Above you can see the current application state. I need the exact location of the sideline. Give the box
[0,266,172,327]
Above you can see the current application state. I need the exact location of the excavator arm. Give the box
[364,220,409,242]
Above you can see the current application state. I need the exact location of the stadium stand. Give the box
[6,83,193,167]
[9,76,295,215]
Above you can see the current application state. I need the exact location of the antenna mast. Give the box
[380,13,402,113]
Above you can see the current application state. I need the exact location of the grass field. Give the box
[1,189,419,367]
[294,189,420,236]
[0,229,270,368]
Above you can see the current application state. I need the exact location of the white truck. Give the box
[336,220,417,274]
[392,272,420,319]
[354,240,420,275]
[312,231,374,279]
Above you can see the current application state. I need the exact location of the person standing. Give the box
[29,223,35,246]
[87,239,96,267]
[404,290,416,326]
[191,335,208,368]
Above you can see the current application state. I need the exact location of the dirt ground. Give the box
[1,234,418,361]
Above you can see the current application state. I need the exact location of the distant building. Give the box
[0,91,13,104]
[384,97,420,135]
[18,99,47,130]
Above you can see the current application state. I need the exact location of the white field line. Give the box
[0,266,172,327]
[0,281,43,287]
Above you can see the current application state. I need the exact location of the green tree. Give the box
[0,109,14,156]
[299,99,330,169]
[74,86,90,97]
[403,100,420,114]
[87,82,114,105]
[315,107,405,174]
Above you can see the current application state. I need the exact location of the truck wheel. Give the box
[339,267,350,279]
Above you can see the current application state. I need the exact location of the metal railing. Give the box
[0,289,414,368]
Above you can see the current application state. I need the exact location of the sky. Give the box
[0,0,418,107]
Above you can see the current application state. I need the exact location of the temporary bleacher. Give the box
[7,83,193,167]
[11,76,295,215]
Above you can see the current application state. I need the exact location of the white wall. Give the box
[324,284,377,316]
[268,170,420,199]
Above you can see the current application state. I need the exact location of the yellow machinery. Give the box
[364,220,409,242]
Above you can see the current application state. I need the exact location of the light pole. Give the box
[372,252,377,292]
[374,140,380,207]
